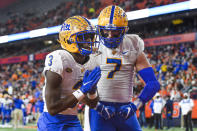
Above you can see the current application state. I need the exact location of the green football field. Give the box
[0,127,197,131]
[0,128,36,131]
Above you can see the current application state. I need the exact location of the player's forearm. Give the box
[46,94,78,116]
[45,83,80,116]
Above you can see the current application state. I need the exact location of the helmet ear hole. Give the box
[67,40,72,44]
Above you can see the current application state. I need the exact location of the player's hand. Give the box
[95,102,115,120]
[80,67,101,94]
[118,102,137,120]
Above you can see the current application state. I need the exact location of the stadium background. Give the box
[0,0,197,130]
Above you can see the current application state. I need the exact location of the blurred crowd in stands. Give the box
[0,0,197,129]
[0,41,55,58]
[0,41,196,128]
[130,16,197,39]
[139,42,197,100]
[0,0,188,36]
[0,61,44,127]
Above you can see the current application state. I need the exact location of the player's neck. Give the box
[71,53,89,65]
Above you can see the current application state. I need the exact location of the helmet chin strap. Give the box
[79,48,92,56]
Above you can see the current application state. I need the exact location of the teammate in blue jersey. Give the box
[84,5,160,131]
[35,96,44,123]
[1,94,12,125]
[13,95,24,129]
[37,16,101,131]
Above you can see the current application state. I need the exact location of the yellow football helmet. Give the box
[97,5,128,48]
[58,16,97,55]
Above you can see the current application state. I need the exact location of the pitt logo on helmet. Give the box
[61,23,71,31]
[97,5,128,49]
[58,16,97,56]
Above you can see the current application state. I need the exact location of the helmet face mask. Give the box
[98,26,126,48]
[58,16,98,56]
[97,5,128,49]
[71,31,96,55]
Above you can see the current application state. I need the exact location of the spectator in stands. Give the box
[149,99,154,128]
[179,93,194,131]
[30,77,37,91]
[34,87,41,99]
[190,86,197,100]
[173,61,182,75]
[182,58,189,71]
[161,62,167,80]
[139,104,147,128]
[153,93,165,130]
[156,60,162,72]
[171,86,182,101]
[165,95,174,129]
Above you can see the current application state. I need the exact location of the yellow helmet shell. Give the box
[97,5,128,48]
[58,16,95,53]
[98,5,128,28]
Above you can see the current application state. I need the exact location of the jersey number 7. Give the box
[106,58,122,79]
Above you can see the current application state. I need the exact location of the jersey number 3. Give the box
[48,55,53,66]
[107,58,121,79]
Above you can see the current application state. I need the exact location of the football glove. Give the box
[80,67,101,94]
[118,102,137,120]
[95,102,116,120]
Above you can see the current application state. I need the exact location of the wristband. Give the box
[87,92,98,99]
[72,89,85,101]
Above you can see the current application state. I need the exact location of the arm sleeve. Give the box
[138,67,160,103]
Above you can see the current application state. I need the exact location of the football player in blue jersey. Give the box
[37,16,101,131]
[84,5,160,131]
